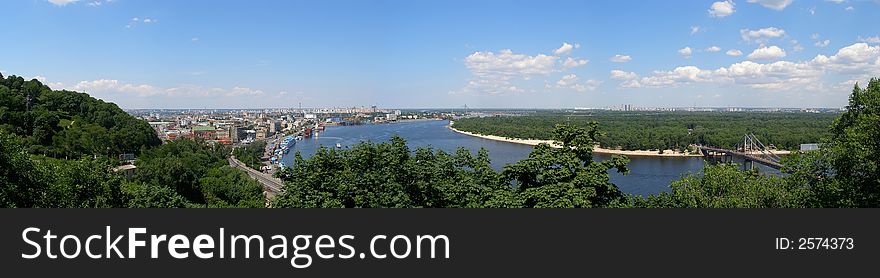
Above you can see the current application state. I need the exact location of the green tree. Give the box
[503,123,629,208]
[634,164,811,208]
[0,132,47,207]
[200,166,265,208]
[801,79,880,207]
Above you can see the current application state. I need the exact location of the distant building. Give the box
[255,127,268,140]
[192,125,218,140]
[800,143,820,151]
[112,164,137,179]
[269,120,280,134]
[386,113,398,122]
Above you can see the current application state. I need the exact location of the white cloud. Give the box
[554,42,579,55]
[67,79,276,100]
[66,79,162,96]
[466,49,558,77]
[814,43,880,68]
[572,80,602,92]
[678,47,693,58]
[708,1,736,17]
[31,76,48,82]
[458,48,560,95]
[614,43,880,91]
[191,37,200,42]
[690,26,701,34]
[706,46,722,52]
[609,54,632,63]
[556,74,579,87]
[858,36,880,44]
[740,27,786,43]
[811,33,821,40]
[747,0,793,10]
[826,0,845,3]
[226,87,265,97]
[71,79,160,97]
[610,70,638,80]
[555,74,600,92]
[815,40,831,48]
[845,6,854,11]
[48,0,79,6]
[726,49,744,56]
[562,57,589,69]
[747,46,787,60]
[639,66,723,87]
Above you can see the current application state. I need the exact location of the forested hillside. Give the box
[0,73,263,208]
[0,73,161,158]
[452,111,836,151]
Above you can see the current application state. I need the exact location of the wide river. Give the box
[281,119,767,196]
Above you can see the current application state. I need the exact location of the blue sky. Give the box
[1,0,878,109]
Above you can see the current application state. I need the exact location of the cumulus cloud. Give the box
[556,74,579,87]
[71,79,161,97]
[63,79,275,100]
[612,43,880,91]
[741,27,786,43]
[858,36,880,44]
[815,40,831,48]
[456,48,559,95]
[747,0,793,10]
[609,70,641,88]
[706,46,722,52]
[563,57,589,69]
[610,70,638,80]
[690,26,701,34]
[726,49,744,56]
[555,74,600,92]
[678,47,693,58]
[609,54,632,63]
[845,6,854,11]
[465,49,557,78]
[747,46,787,60]
[553,42,580,55]
[708,1,736,17]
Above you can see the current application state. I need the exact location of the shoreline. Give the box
[447,124,706,157]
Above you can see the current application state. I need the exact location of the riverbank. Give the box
[448,124,704,157]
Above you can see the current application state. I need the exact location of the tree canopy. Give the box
[0,74,160,159]
[452,111,835,151]
[272,123,630,208]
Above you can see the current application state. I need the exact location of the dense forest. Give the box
[0,73,161,158]
[0,74,263,208]
[2,72,879,208]
[452,111,836,151]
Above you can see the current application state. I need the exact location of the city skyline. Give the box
[1,0,879,109]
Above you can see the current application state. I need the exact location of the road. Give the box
[228,156,285,198]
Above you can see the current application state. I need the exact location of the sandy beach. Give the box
[448,124,706,157]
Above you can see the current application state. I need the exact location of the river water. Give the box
[282,120,740,196]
